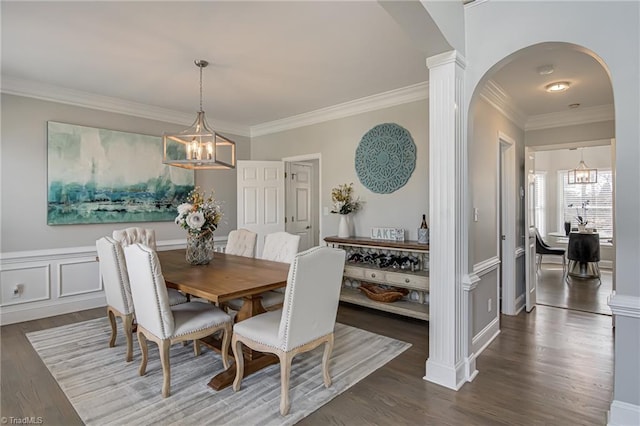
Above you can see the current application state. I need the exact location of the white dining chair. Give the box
[231,246,346,415]
[225,229,257,257]
[259,232,301,309]
[96,237,188,362]
[226,232,300,312]
[124,243,233,398]
[113,227,157,251]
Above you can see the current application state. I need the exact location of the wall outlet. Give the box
[473,208,479,222]
[488,298,492,312]
[12,284,24,298]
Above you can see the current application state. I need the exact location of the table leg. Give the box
[235,295,266,322]
[208,353,279,391]
[205,295,278,391]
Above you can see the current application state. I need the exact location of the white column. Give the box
[424,50,470,390]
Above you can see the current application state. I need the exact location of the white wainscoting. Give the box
[0,237,228,325]
[470,256,501,356]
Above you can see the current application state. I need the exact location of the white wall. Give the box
[465,1,640,420]
[251,100,429,242]
[535,145,612,236]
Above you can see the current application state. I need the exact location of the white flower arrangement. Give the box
[330,183,362,215]
[175,187,223,236]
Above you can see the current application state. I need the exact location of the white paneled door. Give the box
[236,160,285,257]
[285,162,312,251]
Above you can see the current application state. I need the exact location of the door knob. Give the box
[305,226,310,229]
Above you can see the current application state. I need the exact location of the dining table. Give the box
[157,249,290,391]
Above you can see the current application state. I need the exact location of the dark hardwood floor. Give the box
[536,262,612,316]
[2,303,613,425]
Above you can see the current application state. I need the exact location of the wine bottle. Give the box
[420,214,428,229]
[418,214,429,244]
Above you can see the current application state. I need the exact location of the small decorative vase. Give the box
[338,214,350,238]
[577,224,587,233]
[186,232,214,265]
[564,221,572,236]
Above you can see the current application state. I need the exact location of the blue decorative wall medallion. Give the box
[355,123,416,194]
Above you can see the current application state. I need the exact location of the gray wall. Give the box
[469,97,526,266]
[251,100,429,241]
[526,120,614,147]
[0,94,250,252]
[468,97,525,329]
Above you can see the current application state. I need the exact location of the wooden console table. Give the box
[324,236,430,320]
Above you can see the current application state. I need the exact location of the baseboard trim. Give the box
[424,358,466,391]
[515,294,525,314]
[0,293,106,325]
[608,293,640,319]
[607,400,640,426]
[472,316,500,355]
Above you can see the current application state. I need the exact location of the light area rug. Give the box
[27,317,410,425]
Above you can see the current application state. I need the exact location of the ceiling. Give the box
[1,1,614,132]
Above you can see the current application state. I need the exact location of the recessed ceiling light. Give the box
[545,81,571,92]
[568,103,580,109]
[537,65,554,75]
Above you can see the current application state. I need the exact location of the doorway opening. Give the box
[283,154,322,252]
[528,141,614,316]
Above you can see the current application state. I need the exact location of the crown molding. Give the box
[0,76,251,137]
[525,104,614,131]
[479,79,527,129]
[250,81,429,137]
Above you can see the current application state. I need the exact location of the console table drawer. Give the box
[386,271,428,290]
[363,269,385,281]
[344,265,365,279]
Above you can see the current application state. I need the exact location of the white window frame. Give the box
[557,168,613,239]
[534,171,546,237]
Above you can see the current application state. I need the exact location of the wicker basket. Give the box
[358,283,409,303]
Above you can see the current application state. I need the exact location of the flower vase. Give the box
[338,214,350,238]
[186,232,214,265]
[577,224,586,233]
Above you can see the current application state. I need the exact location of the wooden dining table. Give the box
[157,249,290,391]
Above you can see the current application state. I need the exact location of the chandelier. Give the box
[163,60,236,170]
[568,148,597,184]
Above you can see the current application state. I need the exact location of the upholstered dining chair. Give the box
[225,228,257,257]
[123,243,233,398]
[113,227,157,251]
[535,228,566,272]
[226,232,300,312]
[96,237,188,362]
[231,246,346,416]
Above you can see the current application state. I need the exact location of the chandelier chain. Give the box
[199,63,203,112]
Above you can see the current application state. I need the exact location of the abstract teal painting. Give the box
[47,122,194,225]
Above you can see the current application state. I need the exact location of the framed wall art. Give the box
[47,121,194,225]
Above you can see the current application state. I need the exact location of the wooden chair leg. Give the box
[138,330,148,376]
[231,335,244,391]
[123,313,134,362]
[194,340,201,357]
[220,324,231,370]
[107,308,117,348]
[279,352,294,416]
[160,339,171,398]
[322,334,334,388]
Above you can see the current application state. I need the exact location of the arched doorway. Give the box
[466,42,615,321]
